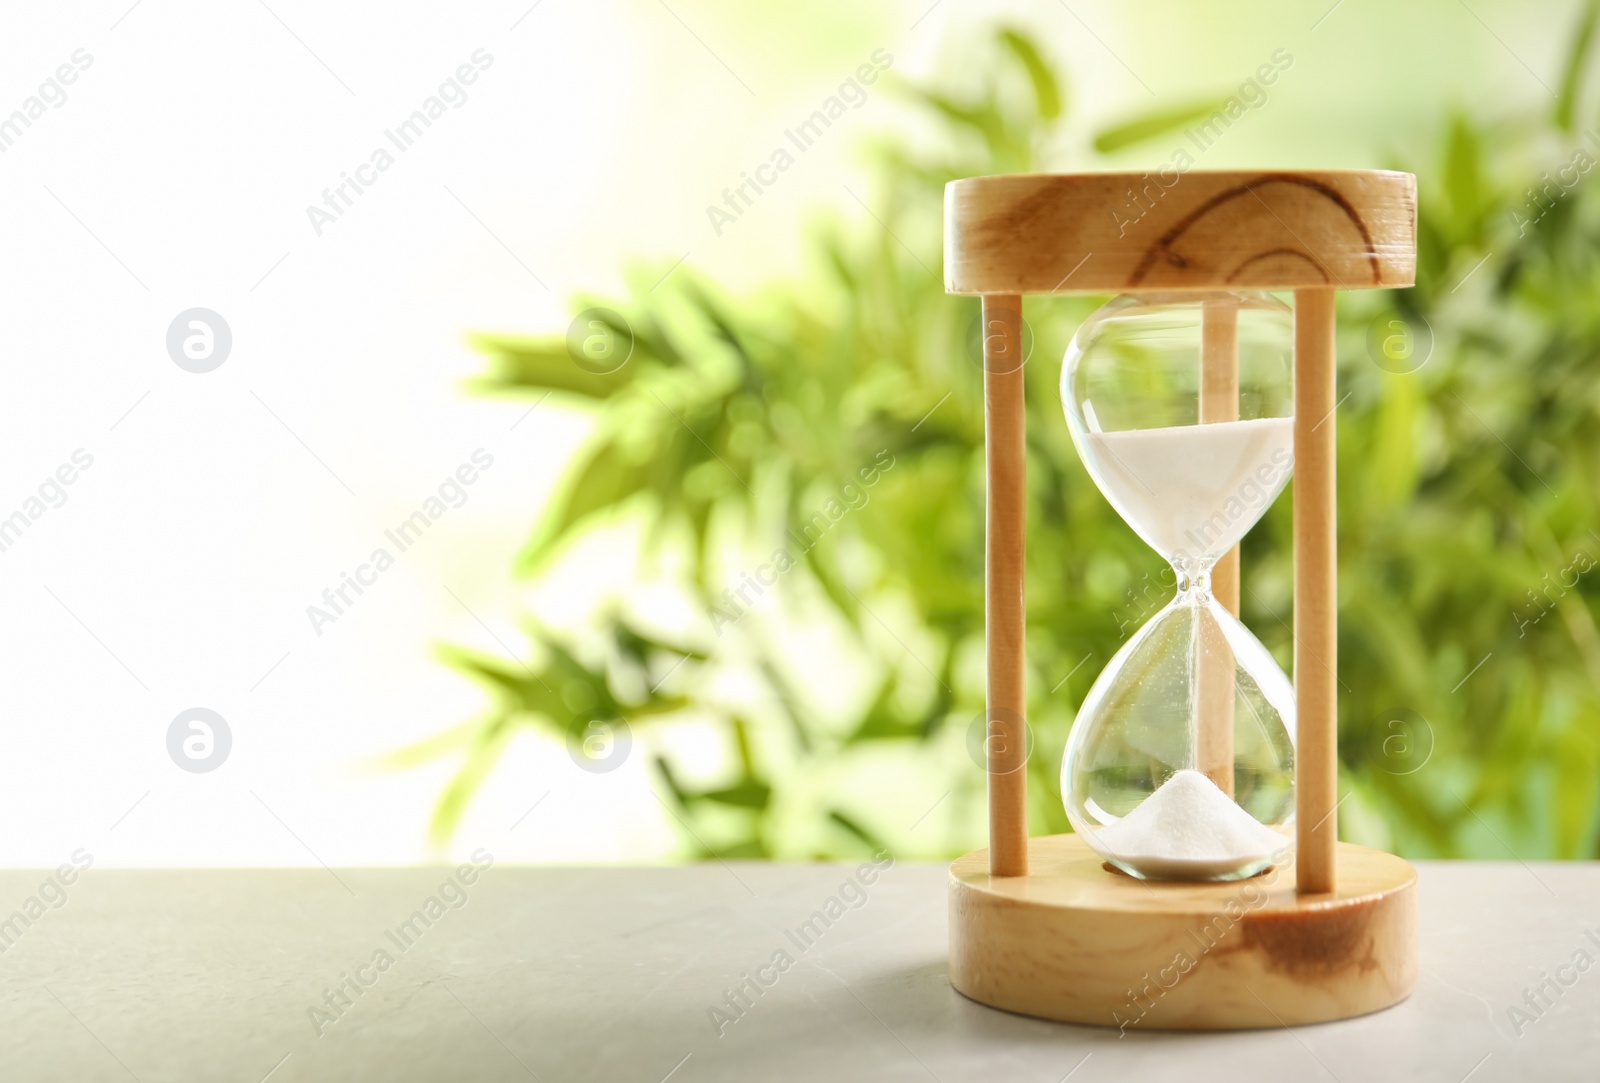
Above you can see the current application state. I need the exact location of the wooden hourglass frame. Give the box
[946,171,1419,1029]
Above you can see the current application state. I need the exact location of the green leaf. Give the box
[470,333,635,400]
[757,659,815,755]
[653,754,690,808]
[1555,0,1600,132]
[1092,99,1227,154]
[519,440,652,571]
[844,678,920,743]
[1442,114,1483,224]
[697,781,772,810]
[440,646,566,722]
[999,29,1062,120]
[901,87,1011,158]
[377,719,478,769]
[612,619,709,668]
[428,723,513,843]
[714,838,769,859]
[627,695,694,719]
[827,809,887,853]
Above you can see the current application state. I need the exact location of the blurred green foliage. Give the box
[411,13,1600,861]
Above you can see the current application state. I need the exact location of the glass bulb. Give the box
[1059,290,1297,881]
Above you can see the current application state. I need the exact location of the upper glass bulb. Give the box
[1062,291,1294,573]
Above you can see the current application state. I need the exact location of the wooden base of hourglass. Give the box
[948,834,1417,1030]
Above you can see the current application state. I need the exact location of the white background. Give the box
[0,0,1561,866]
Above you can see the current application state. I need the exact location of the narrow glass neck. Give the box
[1170,558,1215,599]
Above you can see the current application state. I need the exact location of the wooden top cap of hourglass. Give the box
[944,170,1416,295]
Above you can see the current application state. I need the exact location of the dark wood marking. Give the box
[1226,248,1331,284]
[1238,896,1384,980]
[1130,175,1382,287]
[981,183,1073,251]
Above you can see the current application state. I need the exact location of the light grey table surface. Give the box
[0,860,1593,1082]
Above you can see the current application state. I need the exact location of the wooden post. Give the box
[983,294,1028,877]
[1197,299,1238,796]
[1294,288,1338,895]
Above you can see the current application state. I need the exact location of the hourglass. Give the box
[944,171,1420,1028]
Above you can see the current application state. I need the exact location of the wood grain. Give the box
[945,171,1416,295]
[1197,299,1239,796]
[1294,289,1339,894]
[949,834,1417,1029]
[983,295,1028,877]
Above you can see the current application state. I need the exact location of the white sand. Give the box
[1089,769,1288,880]
[1081,417,1292,562]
